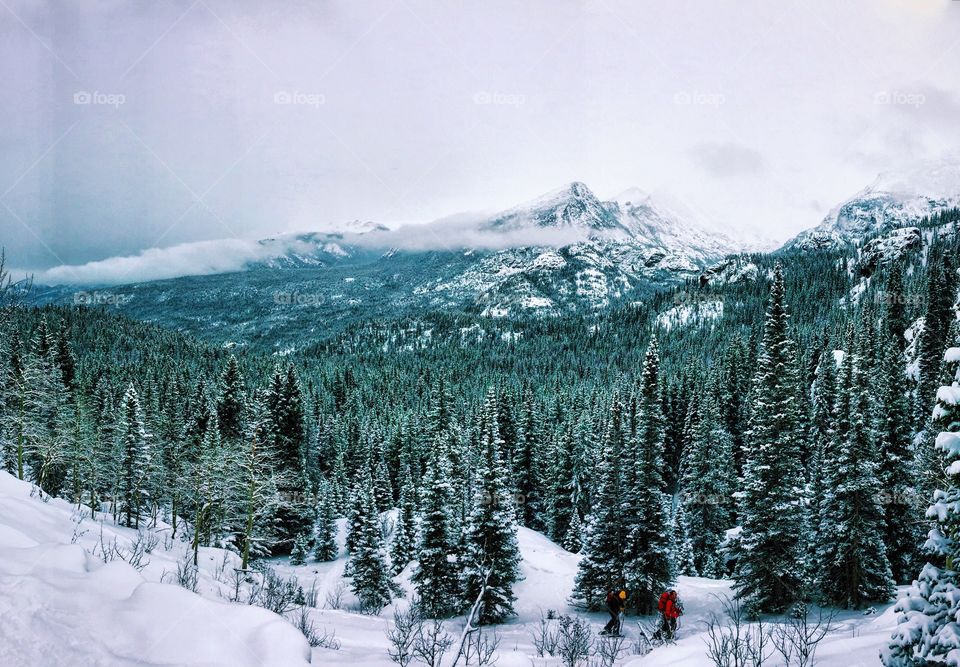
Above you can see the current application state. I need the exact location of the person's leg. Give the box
[602,612,617,633]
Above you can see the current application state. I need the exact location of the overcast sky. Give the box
[2,0,959,275]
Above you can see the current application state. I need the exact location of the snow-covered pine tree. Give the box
[371,433,394,513]
[216,354,246,443]
[345,483,364,558]
[234,392,284,569]
[814,317,894,607]
[290,533,309,566]
[734,264,808,614]
[875,331,921,583]
[1,340,41,482]
[117,383,149,529]
[462,388,522,624]
[265,363,314,550]
[546,425,576,544]
[573,396,628,610]
[883,262,908,352]
[683,388,735,578]
[92,378,118,519]
[390,463,417,573]
[671,497,697,576]
[411,431,462,618]
[917,254,958,424]
[185,420,230,564]
[624,338,673,614]
[883,342,960,665]
[314,481,339,562]
[348,473,394,613]
[69,394,95,508]
[54,319,75,391]
[563,504,583,553]
[157,378,187,537]
[184,377,214,462]
[514,388,544,531]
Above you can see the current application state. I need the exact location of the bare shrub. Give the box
[460,626,500,666]
[591,633,627,667]
[248,567,304,615]
[324,582,347,610]
[92,526,151,571]
[414,618,454,667]
[556,615,593,667]
[314,627,341,651]
[70,512,88,544]
[387,605,422,667]
[772,603,835,667]
[304,579,320,608]
[530,612,560,658]
[140,530,161,554]
[292,605,338,648]
[704,595,773,667]
[162,552,200,593]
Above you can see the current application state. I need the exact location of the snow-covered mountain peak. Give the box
[485,182,621,233]
[785,156,960,251]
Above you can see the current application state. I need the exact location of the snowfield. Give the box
[0,471,311,667]
[0,469,901,666]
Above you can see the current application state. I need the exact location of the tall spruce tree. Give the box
[217,354,246,443]
[348,473,394,613]
[884,340,960,665]
[683,390,735,578]
[462,389,523,624]
[814,318,894,607]
[875,331,921,583]
[314,481,339,562]
[411,431,462,618]
[624,338,673,614]
[573,397,628,610]
[118,383,149,529]
[734,264,808,614]
[390,463,417,574]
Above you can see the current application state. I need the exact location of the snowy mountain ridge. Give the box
[785,156,960,251]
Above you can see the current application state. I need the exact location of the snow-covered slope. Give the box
[0,472,311,667]
[2,468,904,667]
[786,156,960,251]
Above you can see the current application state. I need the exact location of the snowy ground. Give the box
[0,471,897,666]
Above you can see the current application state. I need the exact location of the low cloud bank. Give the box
[21,219,594,286]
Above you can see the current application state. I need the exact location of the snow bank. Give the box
[0,472,311,667]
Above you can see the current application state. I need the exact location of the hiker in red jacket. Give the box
[655,589,682,640]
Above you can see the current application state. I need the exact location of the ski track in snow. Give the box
[0,470,900,666]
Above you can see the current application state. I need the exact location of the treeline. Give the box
[0,231,957,620]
